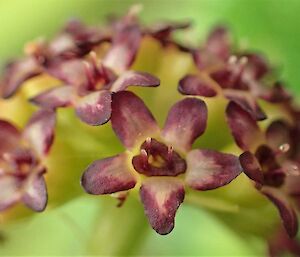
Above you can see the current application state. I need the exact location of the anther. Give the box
[279,143,290,153]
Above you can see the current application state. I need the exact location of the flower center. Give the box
[132,138,186,177]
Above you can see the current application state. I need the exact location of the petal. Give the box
[260,82,292,103]
[185,149,242,190]
[103,24,141,73]
[0,57,41,98]
[266,120,291,151]
[224,89,267,121]
[30,85,75,109]
[226,101,264,151]
[0,120,21,155]
[205,26,231,61]
[111,91,159,149]
[140,177,185,235]
[110,71,160,92]
[23,108,56,157]
[75,90,112,126]
[22,173,47,212]
[178,74,217,97]
[262,187,298,238]
[0,175,21,211]
[241,53,269,79]
[81,153,137,195]
[162,98,207,152]
[239,151,264,184]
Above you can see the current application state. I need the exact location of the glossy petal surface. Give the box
[81,153,136,195]
[178,74,217,97]
[110,71,160,92]
[0,175,20,211]
[30,85,75,108]
[262,187,298,238]
[0,120,21,155]
[111,91,159,149]
[162,98,207,152]
[22,174,47,212]
[186,149,241,190]
[140,177,185,235]
[226,101,264,151]
[23,109,56,157]
[239,151,264,184]
[75,90,112,126]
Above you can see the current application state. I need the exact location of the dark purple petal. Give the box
[23,109,56,157]
[239,151,264,184]
[22,173,47,212]
[260,82,292,103]
[224,89,267,121]
[185,149,241,190]
[81,154,137,195]
[268,228,300,257]
[30,85,75,109]
[0,175,21,211]
[140,177,185,235]
[226,101,264,151]
[0,57,42,98]
[0,120,21,155]
[178,74,217,97]
[162,98,207,152]
[110,71,160,92]
[75,90,112,126]
[111,91,159,149]
[103,24,141,72]
[205,26,231,61]
[266,120,291,151]
[262,187,298,238]
[46,59,87,86]
[241,53,269,80]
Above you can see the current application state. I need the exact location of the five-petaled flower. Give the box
[178,26,291,122]
[226,101,300,237]
[81,91,242,235]
[0,109,56,211]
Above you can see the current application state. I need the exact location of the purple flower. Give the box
[81,91,241,235]
[0,109,56,212]
[227,101,300,237]
[178,26,291,121]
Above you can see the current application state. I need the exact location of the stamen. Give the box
[146,137,152,149]
[167,146,173,162]
[278,143,290,153]
[228,55,237,64]
[140,149,149,169]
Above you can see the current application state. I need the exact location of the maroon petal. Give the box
[239,151,264,184]
[0,175,21,211]
[0,120,21,155]
[260,82,292,103]
[30,85,75,109]
[224,89,267,121]
[205,26,231,61]
[262,187,298,238]
[103,24,141,72]
[226,101,264,151]
[0,57,42,98]
[266,120,291,151]
[22,173,47,212]
[110,71,160,92]
[81,153,137,195]
[75,90,112,126]
[162,98,207,152]
[178,74,217,97]
[111,91,159,149]
[185,149,241,190]
[23,109,56,157]
[140,177,185,235]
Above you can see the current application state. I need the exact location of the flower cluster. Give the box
[0,5,300,249]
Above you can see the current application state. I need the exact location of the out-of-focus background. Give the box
[0,0,300,256]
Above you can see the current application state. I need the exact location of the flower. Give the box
[226,101,300,237]
[0,108,56,211]
[178,26,291,121]
[81,91,242,235]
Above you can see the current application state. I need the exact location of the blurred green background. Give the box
[0,0,300,256]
